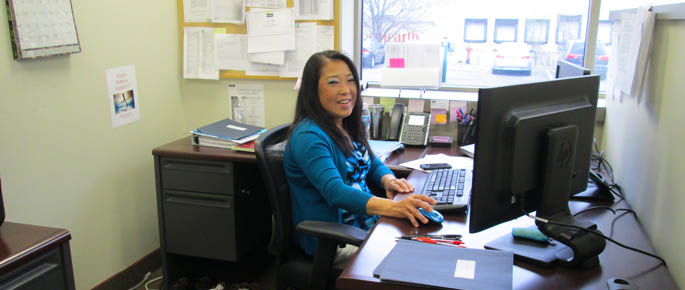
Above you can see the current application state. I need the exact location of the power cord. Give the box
[144,275,163,290]
[126,272,151,290]
[591,138,625,200]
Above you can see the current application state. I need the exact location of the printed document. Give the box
[106,65,140,128]
[248,51,286,66]
[228,84,266,127]
[246,8,296,53]
[245,0,286,8]
[293,0,334,20]
[184,27,219,79]
[317,25,335,52]
[281,22,317,78]
[608,6,655,102]
[215,34,248,70]
[211,0,244,23]
[183,0,211,22]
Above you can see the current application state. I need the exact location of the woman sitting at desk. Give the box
[284,50,437,259]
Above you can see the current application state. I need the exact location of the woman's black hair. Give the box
[290,50,370,157]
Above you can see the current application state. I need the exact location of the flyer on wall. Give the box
[106,65,140,128]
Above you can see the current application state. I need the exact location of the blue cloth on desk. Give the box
[284,118,392,256]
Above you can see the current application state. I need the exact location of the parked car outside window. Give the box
[564,40,609,79]
[362,39,385,68]
[491,43,532,76]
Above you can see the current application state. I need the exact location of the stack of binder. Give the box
[191,118,266,150]
[374,239,513,290]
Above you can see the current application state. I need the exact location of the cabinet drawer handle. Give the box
[163,160,232,174]
[166,193,231,209]
[2,263,58,290]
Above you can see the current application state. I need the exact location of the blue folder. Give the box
[374,239,513,290]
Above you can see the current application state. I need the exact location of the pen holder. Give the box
[457,124,474,146]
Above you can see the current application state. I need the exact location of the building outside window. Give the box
[494,19,518,43]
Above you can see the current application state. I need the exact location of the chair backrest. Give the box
[254,123,292,257]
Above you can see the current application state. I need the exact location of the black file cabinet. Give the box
[153,138,271,287]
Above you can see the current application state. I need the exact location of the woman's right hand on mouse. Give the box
[366,194,437,227]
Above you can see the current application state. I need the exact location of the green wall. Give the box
[0,1,297,288]
[604,19,685,288]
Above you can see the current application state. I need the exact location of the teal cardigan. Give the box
[284,118,392,255]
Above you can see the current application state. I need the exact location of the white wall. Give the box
[604,19,685,288]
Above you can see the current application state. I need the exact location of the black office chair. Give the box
[255,123,367,290]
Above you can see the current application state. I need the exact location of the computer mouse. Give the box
[418,208,444,224]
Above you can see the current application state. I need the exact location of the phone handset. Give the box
[387,103,405,140]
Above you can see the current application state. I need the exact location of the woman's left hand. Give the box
[384,178,414,199]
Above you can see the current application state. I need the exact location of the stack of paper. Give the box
[374,239,513,290]
[368,140,403,161]
[191,118,266,150]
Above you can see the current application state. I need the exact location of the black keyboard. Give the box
[419,168,472,212]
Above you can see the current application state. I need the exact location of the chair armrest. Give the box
[296,221,367,246]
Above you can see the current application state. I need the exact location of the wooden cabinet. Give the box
[0,222,75,290]
[153,137,271,287]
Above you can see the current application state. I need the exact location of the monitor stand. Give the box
[487,125,607,268]
[485,227,573,267]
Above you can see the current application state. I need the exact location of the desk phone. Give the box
[399,112,431,146]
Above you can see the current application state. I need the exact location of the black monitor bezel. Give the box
[469,75,600,234]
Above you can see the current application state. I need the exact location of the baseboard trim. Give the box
[91,248,161,290]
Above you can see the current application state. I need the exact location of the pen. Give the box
[397,234,462,240]
[411,237,465,248]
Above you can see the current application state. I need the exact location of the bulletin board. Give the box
[178,0,340,80]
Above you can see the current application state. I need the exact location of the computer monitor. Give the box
[556,59,590,79]
[469,75,605,268]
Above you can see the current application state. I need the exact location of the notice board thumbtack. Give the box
[5,0,82,60]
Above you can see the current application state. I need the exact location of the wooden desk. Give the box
[337,158,679,289]
[0,222,75,290]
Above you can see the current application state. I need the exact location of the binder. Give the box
[374,239,513,290]
[194,118,265,141]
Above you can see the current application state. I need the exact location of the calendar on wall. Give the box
[5,0,81,60]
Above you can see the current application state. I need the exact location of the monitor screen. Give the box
[468,75,605,267]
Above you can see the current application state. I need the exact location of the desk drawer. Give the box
[163,190,239,261]
[0,247,67,290]
[160,158,233,195]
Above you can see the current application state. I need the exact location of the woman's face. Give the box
[318,59,357,127]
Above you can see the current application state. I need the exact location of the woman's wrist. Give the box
[383,177,398,189]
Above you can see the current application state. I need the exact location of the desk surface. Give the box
[152,136,257,163]
[337,163,679,290]
[0,221,71,275]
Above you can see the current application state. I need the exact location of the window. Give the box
[494,19,518,43]
[359,0,592,89]
[598,20,613,45]
[524,19,550,44]
[464,19,487,43]
[555,15,582,45]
